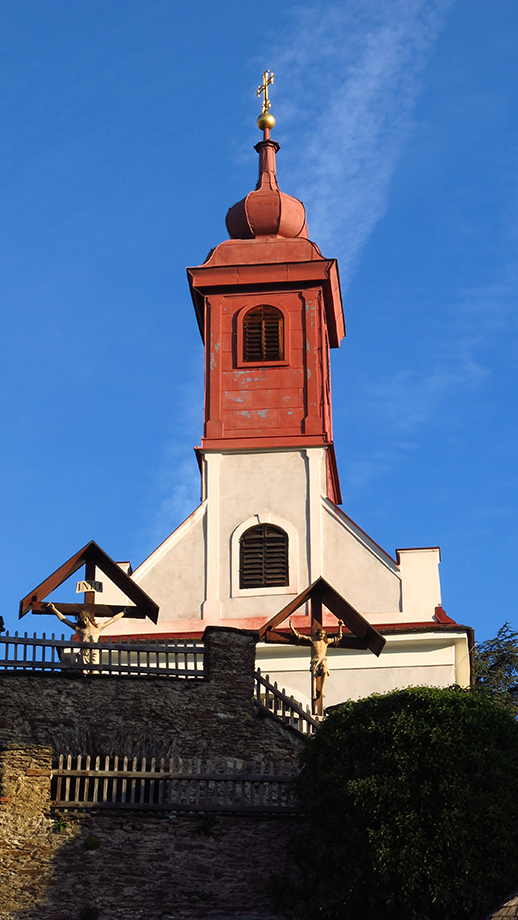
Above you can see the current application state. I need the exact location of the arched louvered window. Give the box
[243,305,284,362]
[239,524,289,589]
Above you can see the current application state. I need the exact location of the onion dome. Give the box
[226,73,307,240]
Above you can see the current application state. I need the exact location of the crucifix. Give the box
[257,70,274,114]
[258,577,386,718]
[288,587,344,717]
[289,614,345,715]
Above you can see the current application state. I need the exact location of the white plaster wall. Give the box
[102,506,207,634]
[216,449,309,619]
[209,446,406,623]
[100,446,447,647]
[397,548,441,620]
[324,665,456,705]
[135,509,206,622]
[257,665,457,710]
[256,630,470,707]
[321,500,402,615]
[453,633,472,688]
[102,447,318,631]
[91,563,133,606]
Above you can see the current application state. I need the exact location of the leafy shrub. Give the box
[290,686,518,920]
[475,622,518,714]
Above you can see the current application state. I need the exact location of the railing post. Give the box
[203,627,257,699]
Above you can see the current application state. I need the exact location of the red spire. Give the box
[225,128,308,241]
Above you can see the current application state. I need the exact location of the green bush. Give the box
[290,686,518,920]
[475,622,518,714]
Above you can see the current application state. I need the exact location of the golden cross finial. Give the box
[257,70,274,114]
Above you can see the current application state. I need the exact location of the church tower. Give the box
[182,84,351,623]
[192,128,344,468]
[102,77,471,706]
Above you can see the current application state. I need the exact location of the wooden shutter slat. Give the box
[243,306,283,362]
[239,525,288,589]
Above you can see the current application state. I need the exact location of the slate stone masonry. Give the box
[0,628,305,919]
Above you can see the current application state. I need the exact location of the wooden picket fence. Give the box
[0,635,319,736]
[51,755,298,813]
[0,632,205,678]
[254,669,319,734]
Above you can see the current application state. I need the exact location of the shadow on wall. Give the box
[8,809,301,920]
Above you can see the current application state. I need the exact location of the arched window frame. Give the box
[235,301,290,368]
[230,513,299,598]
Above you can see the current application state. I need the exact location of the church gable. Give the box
[321,499,402,616]
[132,504,206,625]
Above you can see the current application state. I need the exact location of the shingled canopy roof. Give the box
[19,540,159,623]
[258,576,385,656]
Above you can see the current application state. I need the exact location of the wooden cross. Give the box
[84,557,97,607]
[258,578,386,719]
[19,540,159,622]
[257,70,274,114]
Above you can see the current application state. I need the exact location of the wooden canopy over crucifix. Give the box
[258,577,385,717]
[19,540,159,623]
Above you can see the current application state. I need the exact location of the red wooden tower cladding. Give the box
[187,120,346,504]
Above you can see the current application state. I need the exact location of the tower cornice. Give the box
[187,254,345,347]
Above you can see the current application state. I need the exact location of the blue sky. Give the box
[1,0,516,642]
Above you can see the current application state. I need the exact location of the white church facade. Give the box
[94,103,473,709]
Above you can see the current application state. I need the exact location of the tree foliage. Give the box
[475,622,518,714]
[290,686,518,920]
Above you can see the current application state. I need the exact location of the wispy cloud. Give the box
[339,270,517,494]
[271,0,455,286]
[345,445,417,491]
[362,350,487,434]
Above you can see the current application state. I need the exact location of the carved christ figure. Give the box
[289,617,345,703]
[45,603,126,673]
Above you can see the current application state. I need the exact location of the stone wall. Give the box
[0,628,303,763]
[0,744,305,920]
[0,628,305,920]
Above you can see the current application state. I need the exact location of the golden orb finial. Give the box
[257,70,275,133]
[257,111,276,131]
